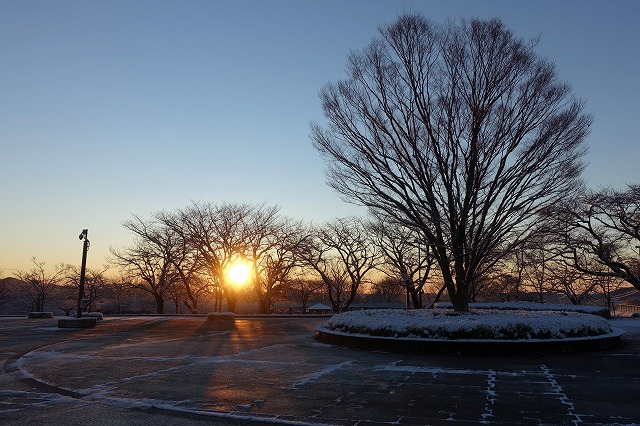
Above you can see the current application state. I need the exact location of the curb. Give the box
[316,326,626,356]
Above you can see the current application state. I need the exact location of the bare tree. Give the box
[245,209,310,314]
[554,185,640,292]
[163,202,255,313]
[285,275,324,313]
[370,276,405,304]
[62,266,109,313]
[14,258,69,312]
[56,271,81,316]
[519,235,558,303]
[547,261,596,305]
[592,274,626,311]
[495,248,527,302]
[102,275,137,314]
[311,14,591,311]
[486,272,521,302]
[302,217,379,313]
[166,276,188,314]
[370,218,434,308]
[0,277,11,310]
[124,215,208,313]
[110,234,177,314]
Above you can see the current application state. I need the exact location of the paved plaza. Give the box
[1,316,639,425]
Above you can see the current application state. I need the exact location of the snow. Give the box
[307,303,331,311]
[326,308,613,340]
[4,315,637,424]
[610,316,640,332]
[281,361,352,392]
[435,301,608,314]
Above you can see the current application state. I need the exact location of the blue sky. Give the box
[1,0,639,273]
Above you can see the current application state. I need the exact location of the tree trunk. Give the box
[429,283,447,308]
[183,300,198,314]
[154,294,164,314]
[259,299,270,314]
[450,289,469,312]
[450,271,470,312]
[409,288,422,309]
[226,297,237,313]
[223,287,239,313]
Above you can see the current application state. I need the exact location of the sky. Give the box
[1,0,639,275]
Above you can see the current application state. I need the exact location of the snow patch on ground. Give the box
[282,361,352,391]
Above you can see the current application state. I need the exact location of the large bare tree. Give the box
[311,14,591,311]
[161,202,253,313]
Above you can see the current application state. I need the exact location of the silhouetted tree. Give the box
[521,234,558,303]
[370,276,405,304]
[592,274,626,311]
[102,275,138,314]
[124,215,208,313]
[311,14,591,311]
[63,266,109,313]
[14,258,68,312]
[110,234,177,314]
[245,210,310,314]
[302,217,380,313]
[547,261,596,305]
[285,275,324,313]
[162,202,256,313]
[0,277,11,309]
[554,185,640,292]
[370,218,434,308]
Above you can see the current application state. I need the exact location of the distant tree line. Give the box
[2,186,640,315]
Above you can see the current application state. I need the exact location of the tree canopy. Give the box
[311,14,591,311]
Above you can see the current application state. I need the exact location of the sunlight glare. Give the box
[226,261,251,286]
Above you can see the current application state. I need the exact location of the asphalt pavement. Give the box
[1,316,639,425]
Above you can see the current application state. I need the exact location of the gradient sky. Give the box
[1,0,639,274]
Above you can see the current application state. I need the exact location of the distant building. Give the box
[307,303,333,315]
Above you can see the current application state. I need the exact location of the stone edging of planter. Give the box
[316,326,626,355]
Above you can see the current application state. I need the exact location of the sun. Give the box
[226,261,251,286]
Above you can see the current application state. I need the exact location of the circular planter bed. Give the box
[317,309,624,355]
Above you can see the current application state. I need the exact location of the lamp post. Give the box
[77,229,89,318]
[417,239,421,309]
[406,238,421,310]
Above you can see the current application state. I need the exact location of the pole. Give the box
[77,229,89,318]
[406,281,410,309]
[417,240,421,308]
